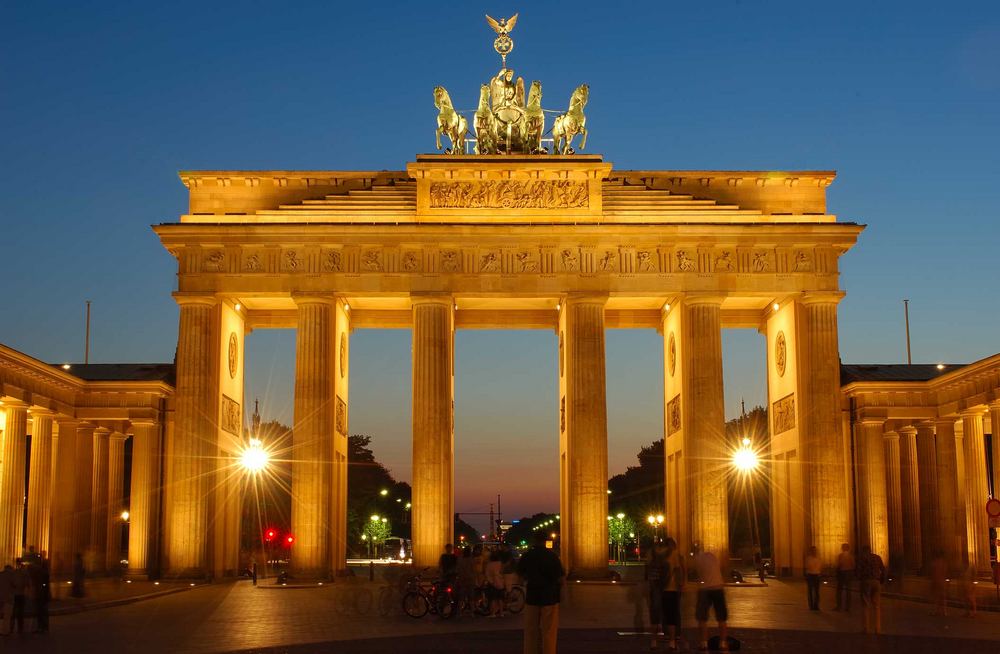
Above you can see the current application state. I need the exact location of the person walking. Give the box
[8,559,28,636]
[456,547,477,614]
[517,530,564,654]
[646,540,669,649]
[485,549,506,617]
[0,564,13,635]
[929,550,948,616]
[856,545,885,634]
[693,543,729,652]
[438,544,458,583]
[804,546,822,611]
[834,543,855,612]
[28,558,50,634]
[654,538,685,651]
[70,553,86,598]
[500,544,518,614]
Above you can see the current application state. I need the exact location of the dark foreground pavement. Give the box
[232,628,999,653]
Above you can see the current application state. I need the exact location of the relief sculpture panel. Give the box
[772,393,796,435]
[429,180,588,209]
[221,395,241,436]
[667,394,682,435]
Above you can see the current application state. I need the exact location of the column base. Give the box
[124,570,154,581]
[567,567,617,582]
[161,568,212,581]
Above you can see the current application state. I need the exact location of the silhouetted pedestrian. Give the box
[693,543,729,651]
[9,559,27,635]
[0,564,12,634]
[517,530,564,654]
[857,545,885,634]
[834,543,854,612]
[804,546,822,610]
[929,550,948,615]
[438,544,458,584]
[70,553,86,598]
[27,558,50,633]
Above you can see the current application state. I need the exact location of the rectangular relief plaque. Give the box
[429,180,588,209]
[772,393,796,435]
[221,395,241,436]
[667,394,682,435]
[336,396,348,435]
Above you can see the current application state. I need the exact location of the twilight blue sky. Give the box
[2,1,998,526]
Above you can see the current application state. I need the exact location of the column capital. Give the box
[109,431,128,442]
[988,399,1000,410]
[915,420,936,431]
[799,291,845,306]
[959,407,987,418]
[129,418,159,428]
[94,426,112,436]
[409,293,454,307]
[563,293,608,307]
[681,293,725,307]
[28,407,56,418]
[897,425,918,437]
[882,430,900,441]
[1,398,29,410]
[172,292,218,307]
[291,293,337,307]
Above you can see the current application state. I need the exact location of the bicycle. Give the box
[401,573,457,619]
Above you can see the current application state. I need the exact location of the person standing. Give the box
[28,558,50,633]
[517,530,564,654]
[929,550,948,616]
[438,544,458,583]
[8,559,28,636]
[485,549,506,617]
[693,543,729,652]
[856,545,885,634]
[500,544,518,613]
[661,538,685,651]
[804,546,822,611]
[0,564,13,635]
[456,547,477,614]
[645,540,669,649]
[70,553,86,598]
[834,543,855,612]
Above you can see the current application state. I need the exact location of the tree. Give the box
[363,515,392,558]
[608,513,637,562]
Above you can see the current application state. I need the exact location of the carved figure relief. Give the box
[221,395,241,436]
[401,252,421,272]
[599,250,617,272]
[479,251,500,273]
[773,393,796,434]
[675,250,696,272]
[560,249,579,272]
[775,331,787,377]
[752,252,770,272]
[668,333,676,377]
[282,250,301,271]
[667,394,682,435]
[516,251,539,272]
[560,396,566,432]
[429,180,588,209]
[793,251,813,272]
[636,250,656,272]
[244,253,262,272]
[715,251,734,272]
[336,397,348,435]
[340,333,347,379]
[204,250,225,272]
[440,250,461,272]
[228,332,238,379]
[361,250,383,272]
[323,250,342,272]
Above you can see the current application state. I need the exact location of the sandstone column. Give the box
[167,295,218,577]
[411,295,454,568]
[0,400,29,566]
[25,408,55,555]
[856,419,888,563]
[681,296,727,557]
[561,295,610,577]
[291,296,335,577]
[106,432,127,570]
[73,423,95,566]
[934,418,965,572]
[90,427,110,573]
[896,427,921,572]
[127,420,162,579]
[883,430,904,573]
[961,409,990,573]
[798,293,850,565]
[49,419,79,575]
[915,421,939,571]
[991,402,1000,501]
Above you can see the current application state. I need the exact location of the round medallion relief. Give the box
[227,332,239,379]
[340,333,348,379]
[668,333,676,377]
[775,331,787,377]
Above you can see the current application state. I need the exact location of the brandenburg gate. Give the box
[151,17,862,578]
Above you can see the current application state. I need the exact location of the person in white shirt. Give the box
[804,546,822,610]
[693,543,728,652]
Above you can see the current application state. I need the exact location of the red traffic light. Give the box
[265,529,277,542]
[286,535,294,546]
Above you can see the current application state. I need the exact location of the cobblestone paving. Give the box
[3,578,997,653]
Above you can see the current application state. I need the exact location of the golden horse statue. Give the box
[552,83,589,155]
[473,84,497,155]
[523,81,544,154]
[434,86,467,154]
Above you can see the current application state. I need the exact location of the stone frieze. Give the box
[429,180,589,209]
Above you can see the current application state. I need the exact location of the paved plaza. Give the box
[3,577,999,653]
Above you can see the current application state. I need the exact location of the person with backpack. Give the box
[856,545,886,634]
[517,530,564,654]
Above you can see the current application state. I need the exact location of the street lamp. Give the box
[647,514,665,543]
